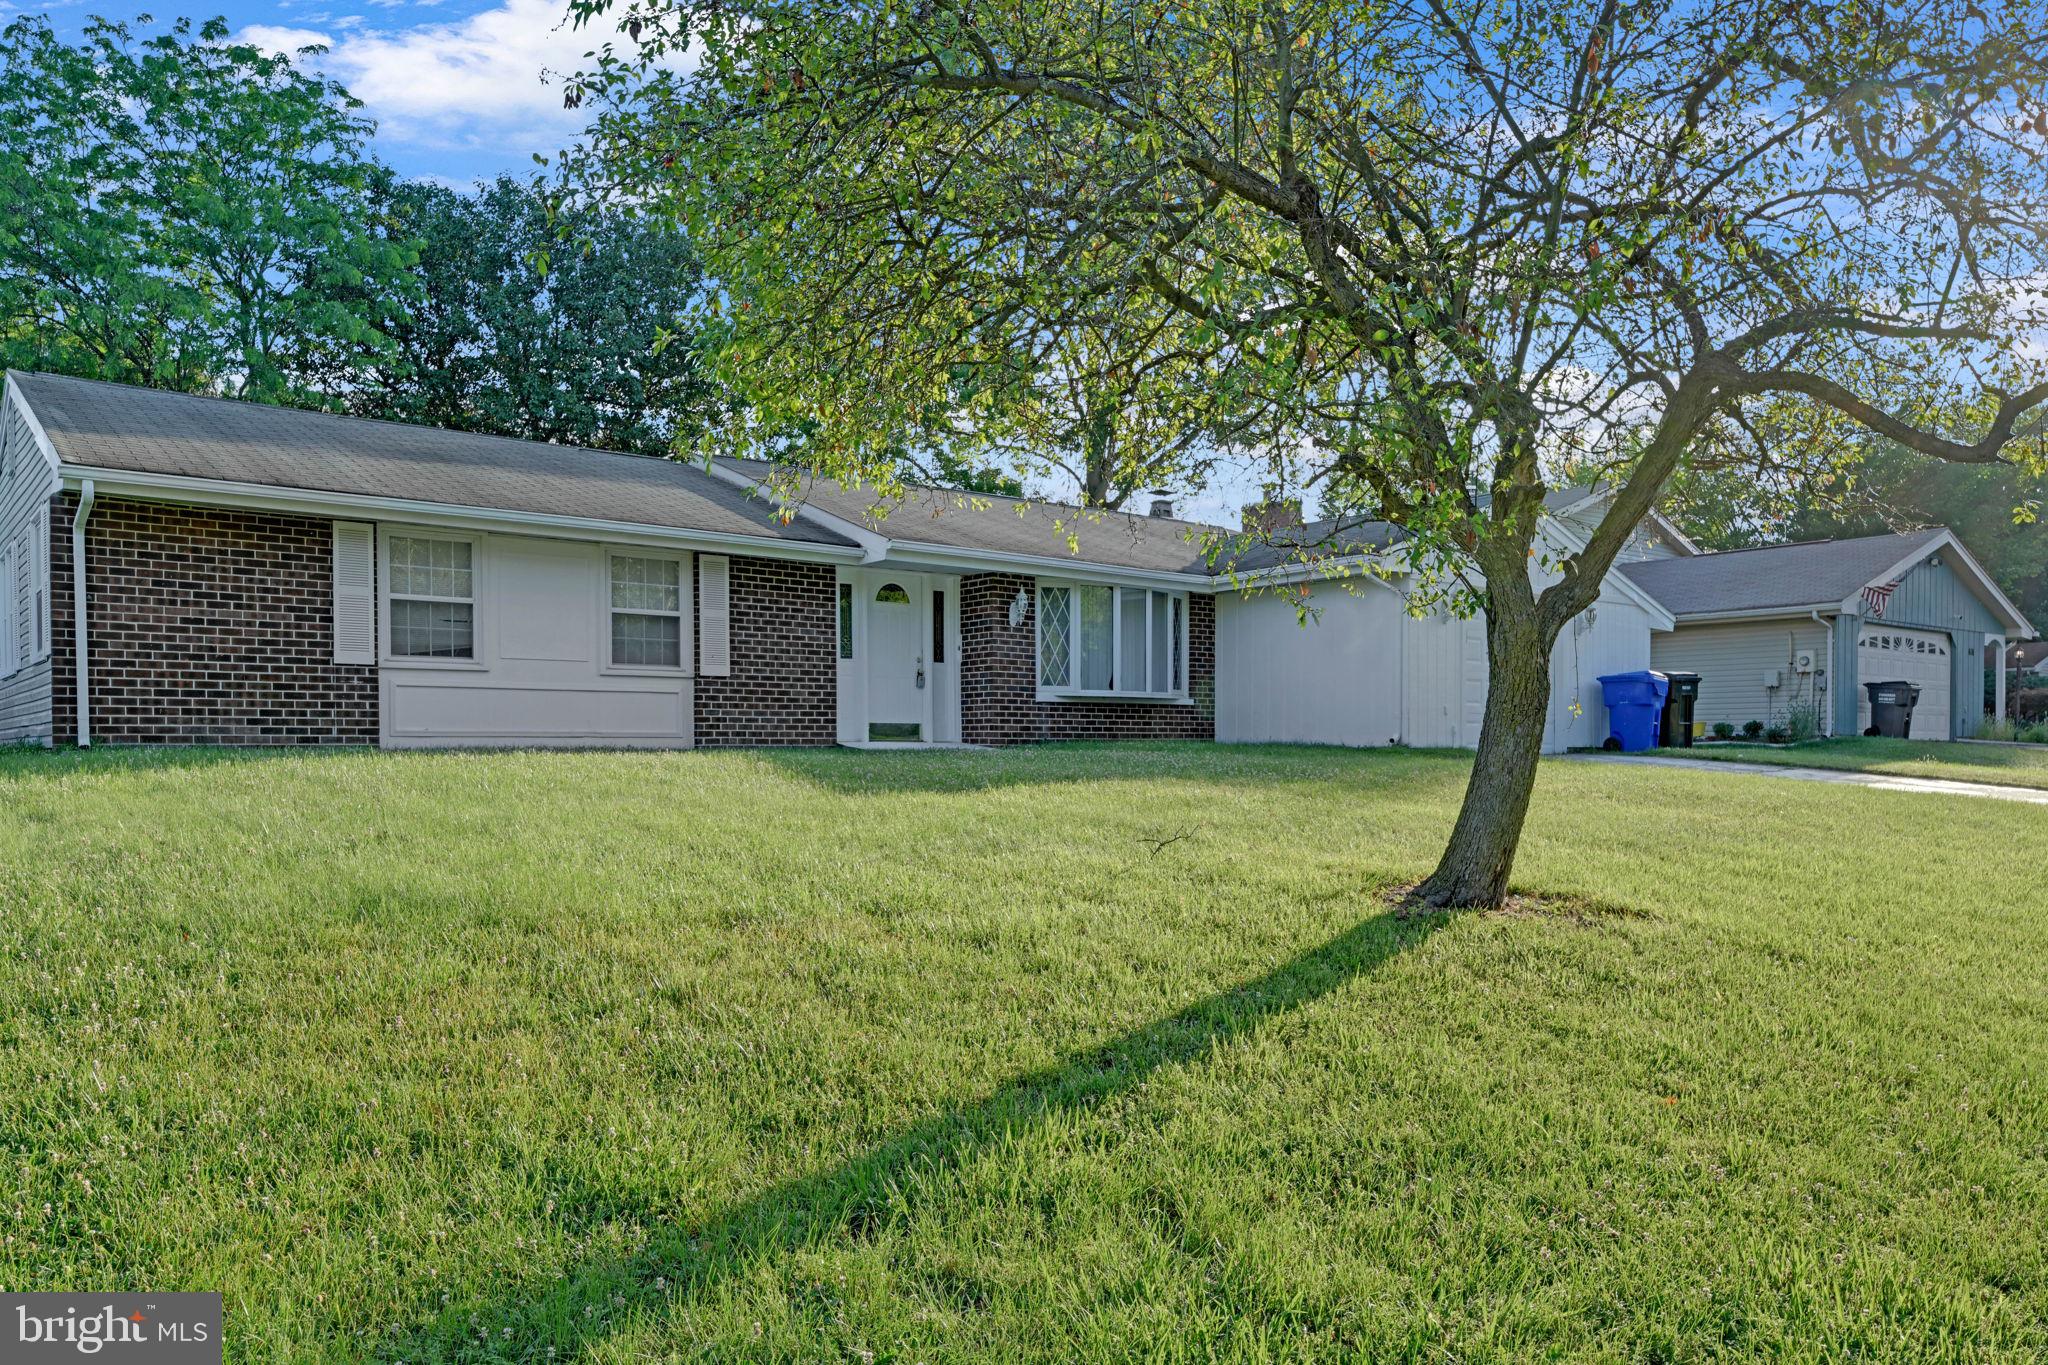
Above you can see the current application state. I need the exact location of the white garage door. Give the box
[1857,625,1951,740]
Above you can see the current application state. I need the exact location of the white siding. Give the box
[1402,607,1483,748]
[1547,596,1658,749]
[1216,567,1654,754]
[1216,581,1407,746]
[379,529,695,749]
[1651,618,1830,733]
[0,387,59,744]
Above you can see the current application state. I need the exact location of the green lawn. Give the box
[2,743,2045,1363]
[1658,735,2048,790]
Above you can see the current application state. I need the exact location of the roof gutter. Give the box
[1812,609,1834,738]
[56,465,866,564]
[1670,604,1840,626]
[71,479,94,747]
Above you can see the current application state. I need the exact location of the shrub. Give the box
[1712,721,1736,740]
[1741,719,1765,739]
[1764,725,1789,744]
[1784,701,1820,743]
[1981,718,2019,742]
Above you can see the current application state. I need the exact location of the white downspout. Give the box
[1811,610,1833,738]
[71,480,94,747]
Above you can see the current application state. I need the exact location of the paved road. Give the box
[1567,753,2048,806]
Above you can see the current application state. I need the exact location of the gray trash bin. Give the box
[1863,680,1920,738]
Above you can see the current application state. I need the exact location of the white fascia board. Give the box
[56,465,867,563]
[4,375,63,481]
[699,458,894,560]
[1837,529,2035,638]
[1646,509,1703,556]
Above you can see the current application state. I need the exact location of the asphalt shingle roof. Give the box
[1616,529,1944,618]
[11,371,857,549]
[720,458,1231,575]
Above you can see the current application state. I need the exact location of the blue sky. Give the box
[15,0,617,187]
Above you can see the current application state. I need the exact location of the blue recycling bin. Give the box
[1597,671,1670,751]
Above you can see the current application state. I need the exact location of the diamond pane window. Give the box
[1038,584,1071,686]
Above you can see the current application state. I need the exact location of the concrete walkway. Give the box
[1566,753,2048,806]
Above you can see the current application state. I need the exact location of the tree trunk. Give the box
[1413,605,1556,910]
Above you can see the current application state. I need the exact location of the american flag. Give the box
[1861,580,1900,617]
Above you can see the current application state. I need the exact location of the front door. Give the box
[862,573,928,741]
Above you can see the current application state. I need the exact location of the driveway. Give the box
[1568,753,2048,805]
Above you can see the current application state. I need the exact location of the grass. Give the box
[1661,735,2048,791]
[2,742,2045,1363]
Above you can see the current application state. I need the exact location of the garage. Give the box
[1857,624,1951,740]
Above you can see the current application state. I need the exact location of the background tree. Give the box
[0,15,413,400]
[567,0,2048,908]
[340,175,727,454]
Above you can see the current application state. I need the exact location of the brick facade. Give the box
[693,553,838,746]
[959,571,1215,744]
[50,494,379,745]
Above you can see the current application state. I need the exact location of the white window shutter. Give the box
[698,554,731,677]
[331,521,377,664]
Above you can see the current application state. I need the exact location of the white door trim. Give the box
[857,569,933,742]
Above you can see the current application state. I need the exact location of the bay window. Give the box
[1036,581,1188,696]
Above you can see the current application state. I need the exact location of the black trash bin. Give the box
[1863,680,1920,738]
[1659,671,1702,748]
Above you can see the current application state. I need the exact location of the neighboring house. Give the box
[1617,531,2034,739]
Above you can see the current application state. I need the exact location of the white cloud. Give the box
[241,0,646,159]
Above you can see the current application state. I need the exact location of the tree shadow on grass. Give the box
[385,906,1447,1362]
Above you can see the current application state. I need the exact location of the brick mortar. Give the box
[50,494,379,745]
[693,553,838,746]
[959,572,1216,744]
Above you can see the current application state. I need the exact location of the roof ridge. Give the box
[12,368,689,470]
[727,457,1235,536]
[1670,527,1939,561]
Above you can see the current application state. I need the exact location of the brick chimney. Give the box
[1241,494,1304,534]
[1147,491,1176,518]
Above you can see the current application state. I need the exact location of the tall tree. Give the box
[339,175,726,454]
[568,0,2048,907]
[0,15,413,400]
